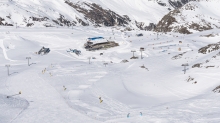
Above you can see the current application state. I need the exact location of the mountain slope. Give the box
[155,0,220,34]
[0,0,175,29]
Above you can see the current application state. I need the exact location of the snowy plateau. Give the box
[1,0,220,123]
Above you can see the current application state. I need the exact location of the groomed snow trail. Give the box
[6,68,99,123]
[44,66,131,121]
[0,38,15,62]
[1,27,220,122]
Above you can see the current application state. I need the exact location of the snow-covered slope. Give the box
[0,0,179,29]
[1,0,220,123]
[155,0,220,34]
[1,25,220,122]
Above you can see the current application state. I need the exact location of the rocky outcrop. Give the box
[0,17,13,26]
[2,0,216,32]
[198,42,220,54]
[0,0,174,30]
[213,85,220,93]
[157,2,167,7]
[65,1,131,27]
[32,17,49,22]
[168,0,195,9]
[154,9,181,33]
[192,63,202,68]
[53,14,77,27]
[189,22,212,32]
[154,8,192,34]
[154,1,220,34]
[145,23,156,31]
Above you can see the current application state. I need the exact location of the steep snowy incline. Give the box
[0,0,172,29]
[70,0,171,24]
[0,0,83,27]
[155,0,220,34]
[1,26,220,122]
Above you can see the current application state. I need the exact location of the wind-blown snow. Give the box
[1,0,220,123]
[0,26,220,122]
[0,0,172,27]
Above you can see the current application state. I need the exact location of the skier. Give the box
[127,113,130,118]
[99,97,103,103]
[63,86,66,91]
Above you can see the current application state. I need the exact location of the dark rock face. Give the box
[136,21,145,30]
[154,0,201,34]
[0,17,4,25]
[32,17,48,22]
[198,42,220,54]
[168,0,196,9]
[192,63,202,68]
[171,52,187,60]
[213,85,220,93]
[26,23,34,27]
[157,2,166,7]
[53,14,77,27]
[0,0,199,30]
[65,1,131,27]
[0,17,13,26]
[154,0,214,34]
[189,22,212,32]
[157,0,195,9]
[154,10,179,33]
[169,0,183,9]
[145,23,156,31]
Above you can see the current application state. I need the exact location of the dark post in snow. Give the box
[5,64,10,76]
[26,57,31,66]
[140,47,145,59]
[131,50,136,57]
[103,63,108,67]
[88,57,91,64]
[182,63,189,74]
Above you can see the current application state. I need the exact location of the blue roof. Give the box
[88,37,104,40]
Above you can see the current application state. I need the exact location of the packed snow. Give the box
[0,0,171,27]
[1,0,220,123]
[1,26,220,123]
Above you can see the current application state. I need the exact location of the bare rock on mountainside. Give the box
[186,76,194,82]
[168,0,196,9]
[200,33,219,37]
[172,52,187,60]
[198,42,220,54]
[65,1,130,27]
[192,63,202,68]
[155,1,220,34]
[213,85,220,93]
[154,9,192,34]
[121,59,129,63]
[0,0,218,33]
[53,14,77,27]
[0,0,193,29]
[0,17,13,26]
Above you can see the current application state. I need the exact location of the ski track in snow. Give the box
[1,26,220,122]
[0,38,16,62]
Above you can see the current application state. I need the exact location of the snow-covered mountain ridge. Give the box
[0,0,193,30]
[1,1,220,123]
[155,0,220,34]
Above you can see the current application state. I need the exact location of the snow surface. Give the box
[169,0,220,33]
[71,0,171,23]
[0,0,172,27]
[1,25,220,122]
